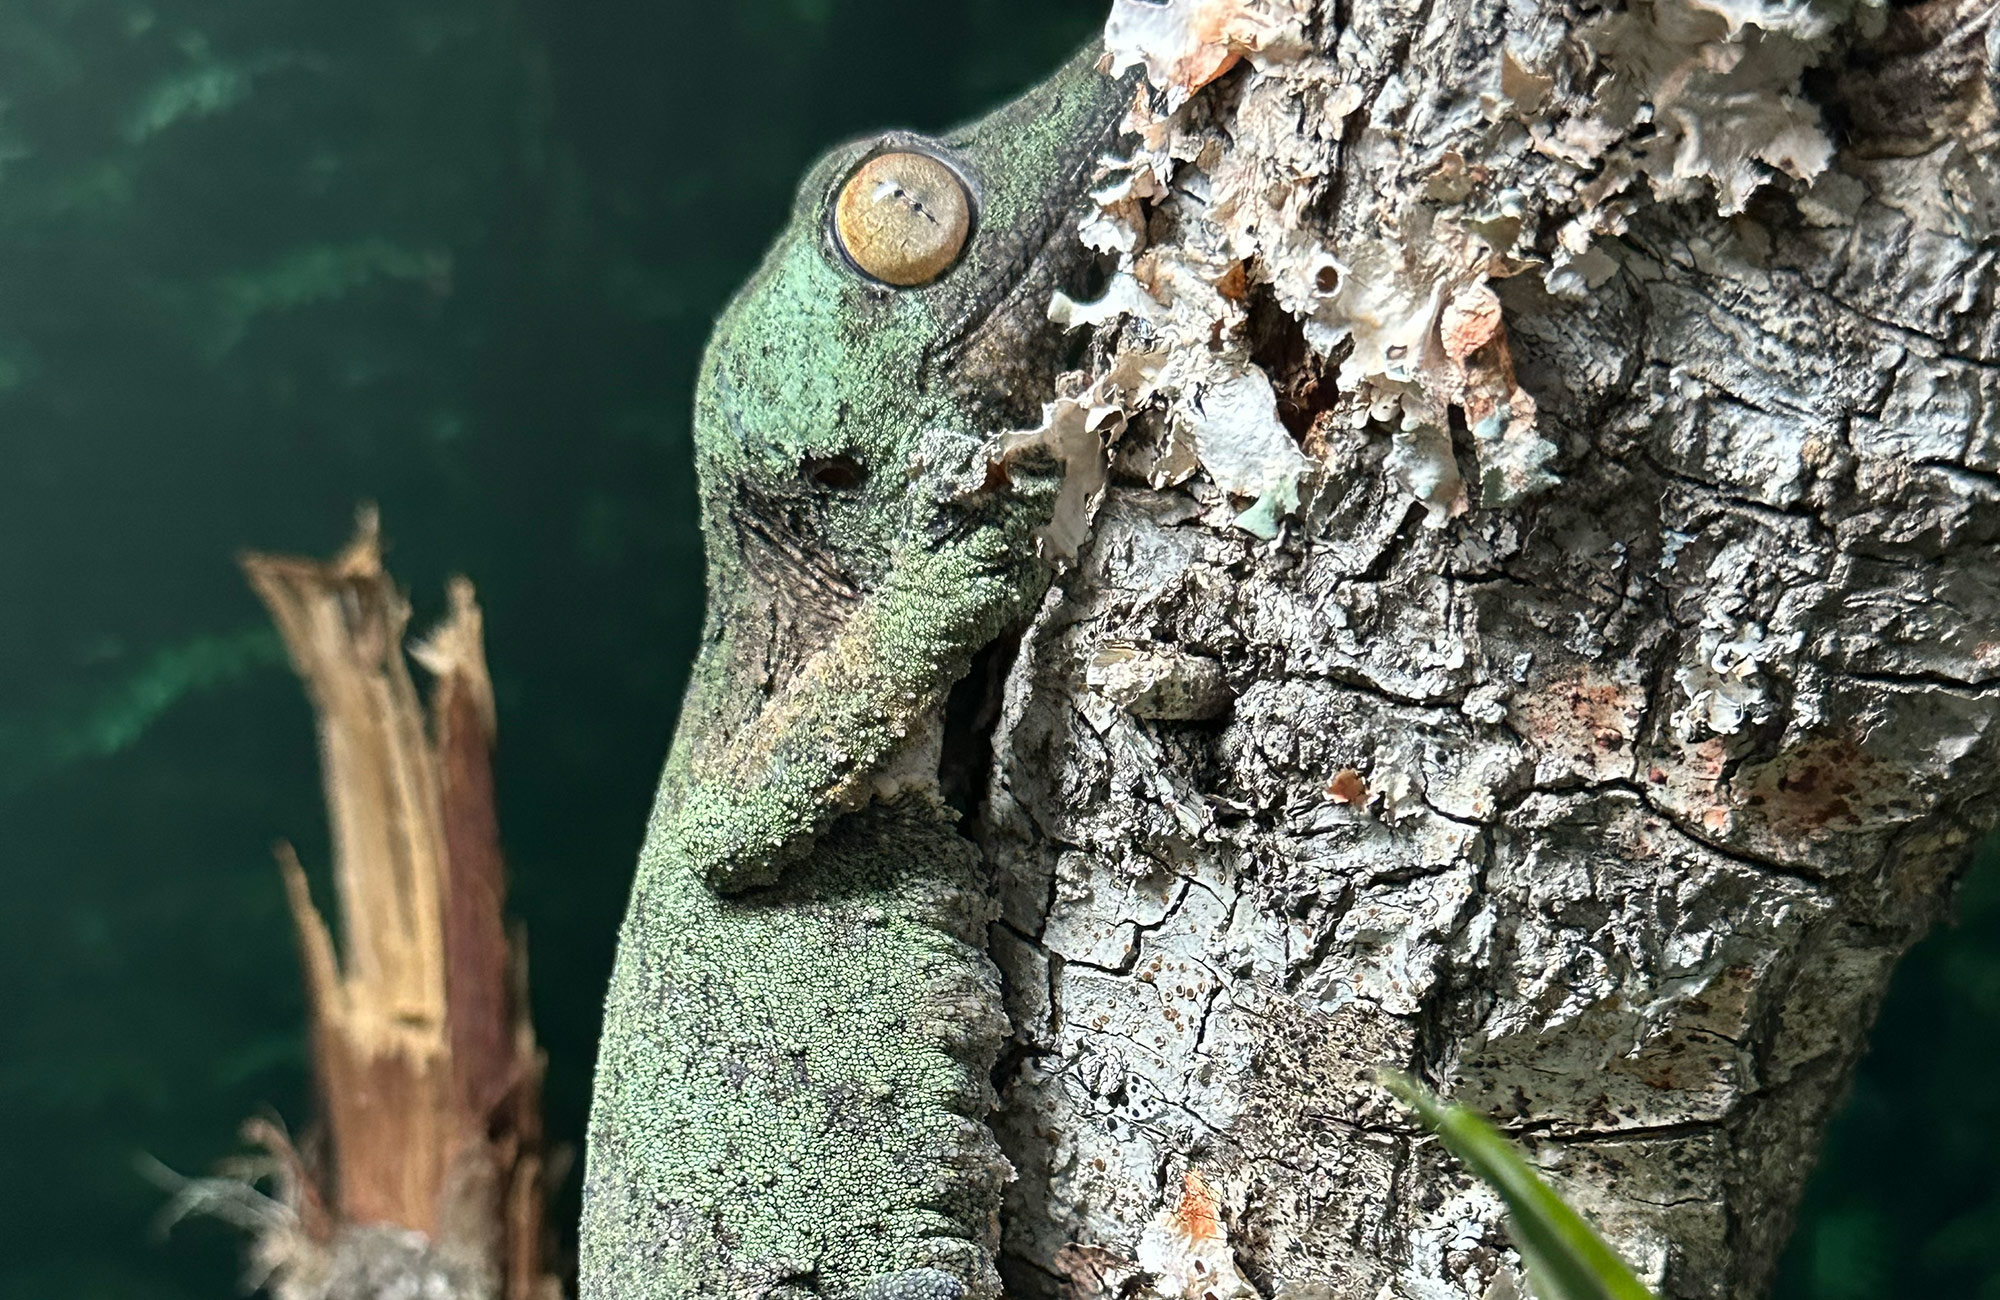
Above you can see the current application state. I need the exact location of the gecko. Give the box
[580,45,1134,1300]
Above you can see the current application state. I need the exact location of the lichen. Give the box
[1060,0,1897,530]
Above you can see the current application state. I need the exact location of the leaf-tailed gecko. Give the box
[581,45,1132,1300]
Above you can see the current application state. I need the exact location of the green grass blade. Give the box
[1378,1070,1657,1300]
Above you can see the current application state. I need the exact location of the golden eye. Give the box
[832,151,972,287]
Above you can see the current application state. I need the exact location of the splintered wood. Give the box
[237,510,559,1300]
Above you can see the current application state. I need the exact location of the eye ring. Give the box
[831,150,974,288]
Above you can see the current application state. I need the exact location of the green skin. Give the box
[581,48,1131,1300]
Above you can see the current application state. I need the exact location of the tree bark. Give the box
[978,4,2000,1299]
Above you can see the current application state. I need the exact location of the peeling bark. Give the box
[979,3,2000,1298]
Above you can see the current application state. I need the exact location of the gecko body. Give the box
[582,47,1131,1300]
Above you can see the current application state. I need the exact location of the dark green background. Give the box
[0,3,1990,1296]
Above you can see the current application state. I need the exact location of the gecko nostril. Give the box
[803,454,868,491]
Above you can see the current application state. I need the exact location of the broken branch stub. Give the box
[234,511,559,1300]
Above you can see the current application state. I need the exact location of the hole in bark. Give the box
[939,626,1023,826]
[1070,248,1112,310]
[1446,402,1482,513]
[1246,282,1340,443]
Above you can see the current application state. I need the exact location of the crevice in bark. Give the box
[943,626,1027,827]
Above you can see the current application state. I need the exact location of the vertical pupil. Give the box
[833,151,972,287]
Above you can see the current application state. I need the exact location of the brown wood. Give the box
[228,509,560,1300]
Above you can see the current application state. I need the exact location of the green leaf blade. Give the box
[1379,1070,1658,1300]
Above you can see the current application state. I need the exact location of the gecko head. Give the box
[692,41,1133,605]
[667,45,1136,888]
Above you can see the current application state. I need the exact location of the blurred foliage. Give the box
[1773,833,2000,1300]
[0,627,284,795]
[0,1,1989,1296]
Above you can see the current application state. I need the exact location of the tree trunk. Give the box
[978,3,2000,1298]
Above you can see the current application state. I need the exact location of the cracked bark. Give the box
[974,3,2000,1298]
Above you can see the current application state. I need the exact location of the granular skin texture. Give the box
[585,799,1008,1299]
[580,45,1132,1300]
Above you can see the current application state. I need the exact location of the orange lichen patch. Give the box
[1138,1170,1256,1300]
[1213,261,1251,301]
[1682,737,1729,788]
[1647,729,1922,867]
[1508,671,1645,784]
[1155,0,1243,95]
[1326,768,1368,804]
[1188,0,1243,55]
[1738,733,1910,839]
[1106,0,1307,106]
[1640,734,1737,842]
[1171,1169,1225,1243]
[1439,283,1505,360]
[1188,47,1243,94]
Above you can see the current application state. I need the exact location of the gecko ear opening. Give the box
[804,454,869,491]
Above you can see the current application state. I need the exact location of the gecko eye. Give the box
[803,454,868,491]
[832,151,972,287]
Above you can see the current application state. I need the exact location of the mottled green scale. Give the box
[581,45,1130,1300]
[587,802,1007,1298]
